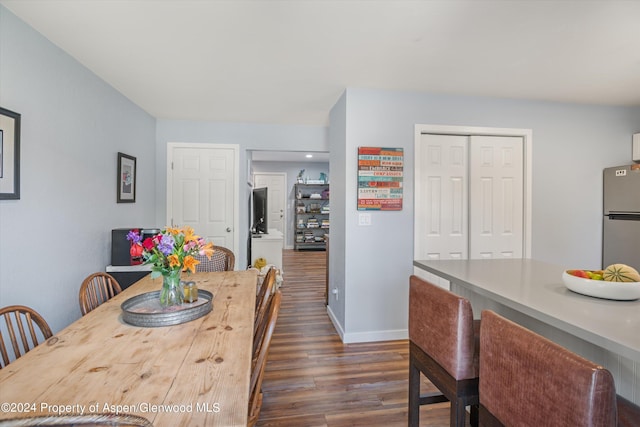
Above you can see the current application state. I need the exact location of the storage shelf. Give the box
[294,183,329,251]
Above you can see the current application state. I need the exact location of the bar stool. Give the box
[408,275,479,427]
[479,310,617,426]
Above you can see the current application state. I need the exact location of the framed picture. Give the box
[117,152,136,203]
[357,146,403,211]
[0,107,21,200]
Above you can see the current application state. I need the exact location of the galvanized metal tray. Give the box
[121,290,213,327]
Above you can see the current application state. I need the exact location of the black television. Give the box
[252,187,268,234]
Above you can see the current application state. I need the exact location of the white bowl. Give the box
[562,271,640,301]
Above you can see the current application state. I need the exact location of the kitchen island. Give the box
[0,270,257,426]
[414,258,640,404]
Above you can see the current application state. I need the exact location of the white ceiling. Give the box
[2,0,640,127]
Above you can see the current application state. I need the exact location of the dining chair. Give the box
[0,305,53,368]
[194,245,235,272]
[253,267,277,356]
[478,310,617,427]
[78,272,122,315]
[249,289,282,427]
[408,275,479,427]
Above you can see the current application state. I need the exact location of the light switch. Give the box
[358,213,371,226]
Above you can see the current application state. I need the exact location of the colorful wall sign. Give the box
[357,147,403,211]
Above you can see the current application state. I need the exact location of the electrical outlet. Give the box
[615,169,627,177]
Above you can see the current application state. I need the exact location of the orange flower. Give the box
[168,254,181,268]
[202,242,215,259]
[166,227,181,235]
[183,226,200,243]
[182,255,199,274]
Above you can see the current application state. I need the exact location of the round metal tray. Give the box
[121,290,213,327]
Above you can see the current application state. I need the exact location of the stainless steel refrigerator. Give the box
[602,165,640,270]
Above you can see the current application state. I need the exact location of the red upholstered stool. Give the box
[479,310,618,427]
[408,275,479,427]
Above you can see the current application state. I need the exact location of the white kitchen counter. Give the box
[413,258,640,403]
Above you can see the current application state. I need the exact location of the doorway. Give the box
[253,172,287,242]
[167,143,240,255]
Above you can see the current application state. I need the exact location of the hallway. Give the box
[256,249,459,427]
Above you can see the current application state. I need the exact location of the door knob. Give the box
[226,227,232,232]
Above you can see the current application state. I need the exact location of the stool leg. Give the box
[470,404,479,427]
[451,397,467,427]
[408,355,420,427]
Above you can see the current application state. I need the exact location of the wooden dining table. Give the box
[0,270,257,426]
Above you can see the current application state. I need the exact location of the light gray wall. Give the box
[0,6,157,333]
[328,92,347,334]
[330,88,640,342]
[155,120,329,268]
[251,161,330,249]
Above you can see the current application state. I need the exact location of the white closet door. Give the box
[469,136,524,259]
[415,134,469,260]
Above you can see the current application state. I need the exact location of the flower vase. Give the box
[159,270,184,308]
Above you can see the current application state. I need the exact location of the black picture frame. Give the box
[117,152,136,203]
[0,107,21,200]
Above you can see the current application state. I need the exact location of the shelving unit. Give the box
[294,183,329,250]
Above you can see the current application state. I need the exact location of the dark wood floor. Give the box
[256,249,464,427]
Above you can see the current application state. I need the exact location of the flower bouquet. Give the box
[127,227,214,307]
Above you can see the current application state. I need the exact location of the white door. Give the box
[415,132,524,262]
[167,144,239,253]
[415,134,469,260]
[253,173,286,238]
[469,136,524,259]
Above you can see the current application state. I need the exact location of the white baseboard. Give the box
[326,305,408,343]
[326,305,345,341]
[342,328,408,344]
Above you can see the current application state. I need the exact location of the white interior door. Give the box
[167,144,238,254]
[469,136,524,259]
[253,173,286,239]
[414,131,525,263]
[415,134,469,260]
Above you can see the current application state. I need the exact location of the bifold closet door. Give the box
[415,133,524,262]
[469,135,524,259]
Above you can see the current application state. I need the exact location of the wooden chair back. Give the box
[0,305,53,368]
[194,245,235,272]
[248,290,282,426]
[79,272,122,315]
[253,267,277,356]
[479,310,617,426]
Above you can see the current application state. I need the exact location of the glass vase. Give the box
[160,270,184,308]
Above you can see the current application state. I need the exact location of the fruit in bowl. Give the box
[566,269,604,280]
[566,264,640,282]
[562,264,640,300]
